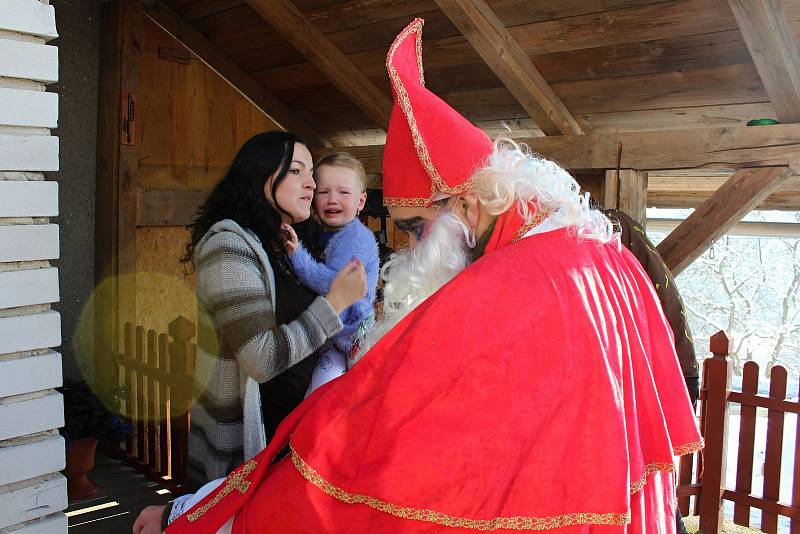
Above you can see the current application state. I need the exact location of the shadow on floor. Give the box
[66,450,174,532]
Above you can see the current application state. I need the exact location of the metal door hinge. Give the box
[121,92,136,146]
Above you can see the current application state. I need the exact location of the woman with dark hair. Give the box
[180,131,366,491]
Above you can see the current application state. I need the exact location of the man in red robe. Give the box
[134,18,701,534]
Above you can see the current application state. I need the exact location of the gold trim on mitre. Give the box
[290,447,630,530]
[386,19,475,204]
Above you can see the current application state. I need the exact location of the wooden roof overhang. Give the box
[138,0,800,274]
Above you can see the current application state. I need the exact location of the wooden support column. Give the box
[728,0,800,123]
[603,169,648,225]
[657,166,791,275]
[434,0,584,135]
[246,0,392,129]
[96,0,141,383]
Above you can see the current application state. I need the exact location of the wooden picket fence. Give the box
[109,316,196,494]
[677,331,800,534]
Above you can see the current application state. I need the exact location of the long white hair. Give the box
[471,138,612,242]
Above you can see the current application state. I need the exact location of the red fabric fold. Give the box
[168,228,700,533]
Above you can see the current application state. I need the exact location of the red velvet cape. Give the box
[168,227,701,533]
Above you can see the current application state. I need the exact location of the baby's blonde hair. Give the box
[314,152,368,193]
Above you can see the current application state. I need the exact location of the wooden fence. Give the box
[677,331,800,534]
[109,316,196,494]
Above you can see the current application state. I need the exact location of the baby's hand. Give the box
[281,223,299,255]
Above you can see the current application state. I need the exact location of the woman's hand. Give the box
[132,505,165,534]
[326,258,367,314]
[281,223,299,255]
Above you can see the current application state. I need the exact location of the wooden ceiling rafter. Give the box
[245,0,393,129]
[657,166,793,275]
[727,0,800,123]
[434,0,584,136]
[142,0,331,147]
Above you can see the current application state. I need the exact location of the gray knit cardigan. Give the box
[187,219,343,489]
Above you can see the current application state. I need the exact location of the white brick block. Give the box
[0,268,59,308]
[0,474,66,530]
[0,434,64,487]
[0,1,57,40]
[0,311,60,355]
[0,181,57,217]
[0,393,63,441]
[0,40,58,83]
[5,512,67,534]
[0,89,58,128]
[0,351,61,397]
[0,225,59,262]
[0,135,59,171]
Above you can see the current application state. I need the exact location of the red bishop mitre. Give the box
[383,19,494,207]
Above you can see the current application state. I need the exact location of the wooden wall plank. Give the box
[0,311,61,355]
[435,0,583,135]
[0,268,59,309]
[657,167,792,275]
[648,175,800,210]
[0,225,59,262]
[0,434,64,486]
[0,351,62,397]
[0,474,66,531]
[142,0,330,147]
[0,136,58,172]
[0,0,58,40]
[0,40,58,83]
[0,89,58,128]
[0,393,64,441]
[728,0,800,123]
[139,190,206,226]
[0,181,58,216]
[246,0,392,129]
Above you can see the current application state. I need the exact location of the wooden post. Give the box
[761,365,788,533]
[602,169,619,210]
[605,169,648,225]
[699,331,733,534]
[146,329,158,470]
[95,0,141,389]
[168,316,195,486]
[135,325,145,461]
[157,333,169,477]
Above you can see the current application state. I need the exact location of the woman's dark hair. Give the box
[181,131,306,273]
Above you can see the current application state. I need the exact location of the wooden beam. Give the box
[246,0,392,129]
[333,124,800,173]
[434,0,584,136]
[727,0,800,123]
[605,169,648,225]
[648,174,800,210]
[656,167,791,275]
[142,0,330,147]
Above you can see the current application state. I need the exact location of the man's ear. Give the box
[457,192,481,229]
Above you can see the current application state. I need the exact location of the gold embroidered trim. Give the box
[291,447,630,530]
[629,462,675,495]
[673,439,704,457]
[386,19,474,204]
[383,195,434,207]
[513,208,555,242]
[187,459,258,522]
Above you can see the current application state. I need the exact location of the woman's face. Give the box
[265,142,315,224]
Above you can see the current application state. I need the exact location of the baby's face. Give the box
[313,165,367,230]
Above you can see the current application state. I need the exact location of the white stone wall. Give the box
[0,2,67,533]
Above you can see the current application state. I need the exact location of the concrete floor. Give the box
[65,451,174,533]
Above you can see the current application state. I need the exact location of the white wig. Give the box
[471,138,613,242]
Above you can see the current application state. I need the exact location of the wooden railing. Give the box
[109,316,195,494]
[677,331,800,534]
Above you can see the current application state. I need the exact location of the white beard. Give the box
[357,212,472,357]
